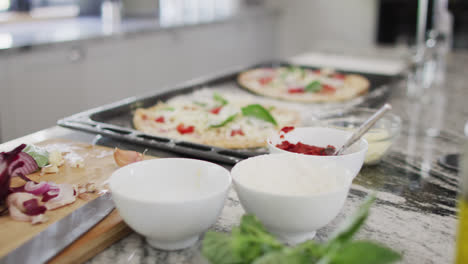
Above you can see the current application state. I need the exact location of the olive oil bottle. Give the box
[456,142,468,264]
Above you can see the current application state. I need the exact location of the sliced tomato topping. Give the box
[313,69,321,74]
[155,116,165,123]
[142,114,148,120]
[334,73,346,80]
[320,84,336,94]
[258,76,273,85]
[287,87,305,94]
[177,124,195,134]
[231,129,245,137]
[280,126,295,134]
[210,106,223,114]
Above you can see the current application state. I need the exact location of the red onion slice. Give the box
[8,152,38,177]
[24,181,50,196]
[22,198,47,216]
[7,192,47,224]
[45,184,77,210]
[0,144,26,203]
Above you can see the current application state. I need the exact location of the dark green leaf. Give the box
[305,81,322,93]
[252,250,307,264]
[210,114,238,128]
[295,240,326,260]
[241,104,278,126]
[213,92,229,106]
[329,194,376,246]
[238,214,267,234]
[330,241,401,264]
[231,215,283,263]
[202,231,243,264]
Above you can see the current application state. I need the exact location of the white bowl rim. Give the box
[109,158,232,204]
[267,127,368,157]
[231,153,352,199]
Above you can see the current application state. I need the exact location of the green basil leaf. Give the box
[305,81,322,93]
[213,92,229,106]
[330,241,401,264]
[23,144,49,167]
[241,104,277,126]
[252,250,307,264]
[202,231,242,264]
[210,114,237,128]
[162,107,175,111]
[328,194,376,246]
[193,101,207,107]
[231,215,283,263]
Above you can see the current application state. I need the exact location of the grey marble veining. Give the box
[84,51,467,264]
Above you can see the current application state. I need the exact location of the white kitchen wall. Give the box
[267,0,378,57]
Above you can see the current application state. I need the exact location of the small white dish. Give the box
[268,127,368,178]
[316,108,401,165]
[109,158,231,250]
[231,154,353,245]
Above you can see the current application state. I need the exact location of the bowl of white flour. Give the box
[231,153,352,245]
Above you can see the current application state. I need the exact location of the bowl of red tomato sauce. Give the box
[268,127,368,178]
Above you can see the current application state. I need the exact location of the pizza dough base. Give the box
[237,69,370,103]
[133,105,301,149]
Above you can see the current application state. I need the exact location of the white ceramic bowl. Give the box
[232,154,353,245]
[109,158,231,250]
[268,127,368,178]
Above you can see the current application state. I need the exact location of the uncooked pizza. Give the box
[133,92,300,149]
[237,66,370,103]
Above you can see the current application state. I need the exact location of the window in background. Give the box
[1,0,80,18]
[159,0,240,26]
[0,0,10,11]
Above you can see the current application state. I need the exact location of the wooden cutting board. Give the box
[0,139,153,263]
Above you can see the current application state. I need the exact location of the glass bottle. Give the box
[456,138,468,264]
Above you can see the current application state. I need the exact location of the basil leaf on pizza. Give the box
[133,91,299,149]
[241,104,278,126]
[305,80,322,93]
[213,92,229,106]
[210,114,238,128]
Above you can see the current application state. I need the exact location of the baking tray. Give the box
[58,61,399,165]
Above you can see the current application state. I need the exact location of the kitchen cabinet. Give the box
[2,46,86,142]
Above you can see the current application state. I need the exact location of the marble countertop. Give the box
[0,50,465,263]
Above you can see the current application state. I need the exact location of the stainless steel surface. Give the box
[0,192,115,264]
[58,61,396,165]
[416,0,429,54]
[334,103,392,155]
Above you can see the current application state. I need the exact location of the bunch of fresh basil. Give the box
[202,196,401,264]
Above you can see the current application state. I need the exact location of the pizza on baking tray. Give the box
[237,66,370,103]
[133,92,300,149]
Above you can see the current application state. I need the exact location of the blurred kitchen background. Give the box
[0,0,467,142]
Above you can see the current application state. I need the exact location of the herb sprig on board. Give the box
[202,195,401,264]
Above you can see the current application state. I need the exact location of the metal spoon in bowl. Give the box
[333,103,392,156]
